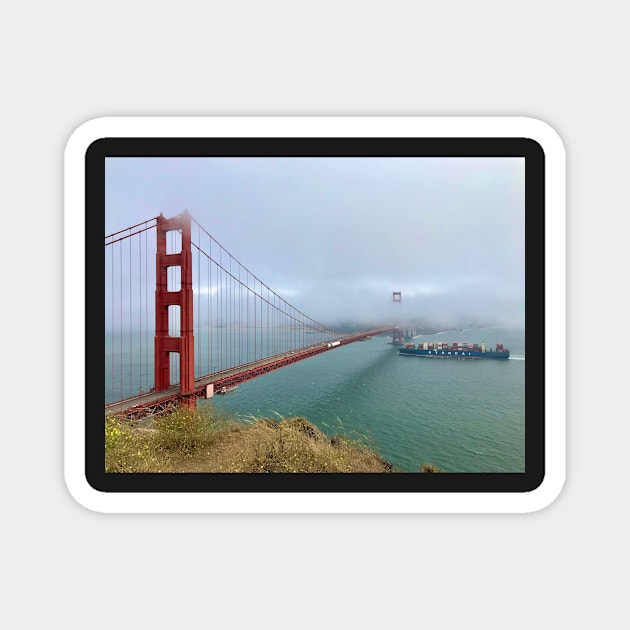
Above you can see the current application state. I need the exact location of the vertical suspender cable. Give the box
[110,243,114,402]
[266,288,269,358]
[211,236,214,373]
[129,232,132,398]
[139,230,142,393]
[119,241,122,400]
[247,272,250,364]
[211,241,212,374]
[145,228,149,393]
[197,223,200,378]
[238,266,242,367]
[221,245,224,369]
[230,255,233,368]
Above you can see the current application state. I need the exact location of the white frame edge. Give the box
[64,116,566,514]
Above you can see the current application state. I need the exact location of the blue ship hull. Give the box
[398,347,509,359]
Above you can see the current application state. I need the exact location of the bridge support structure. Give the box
[154,212,195,399]
[392,291,403,345]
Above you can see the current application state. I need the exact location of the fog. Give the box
[106,156,524,331]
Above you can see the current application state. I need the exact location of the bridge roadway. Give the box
[105,327,394,420]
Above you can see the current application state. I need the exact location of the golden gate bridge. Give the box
[105,212,400,420]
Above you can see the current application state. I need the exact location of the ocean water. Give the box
[200,327,525,473]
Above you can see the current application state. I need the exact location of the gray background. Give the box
[3,1,625,628]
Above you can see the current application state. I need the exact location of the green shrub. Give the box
[152,407,220,455]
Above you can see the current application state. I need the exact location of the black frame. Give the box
[87,137,544,494]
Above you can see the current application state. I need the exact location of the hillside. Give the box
[105,409,400,473]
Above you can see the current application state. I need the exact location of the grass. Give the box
[105,406,443,473]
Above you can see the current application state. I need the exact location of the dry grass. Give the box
[192,416,393,473]
[105,408,395,473]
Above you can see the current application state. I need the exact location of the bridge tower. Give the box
[392,291,404,345]
[154,212,195,396]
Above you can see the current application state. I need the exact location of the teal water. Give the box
[200,327,525,473]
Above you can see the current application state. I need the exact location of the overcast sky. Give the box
[105,156,525,329]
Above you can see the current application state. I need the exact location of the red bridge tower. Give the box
[154,212,195,395]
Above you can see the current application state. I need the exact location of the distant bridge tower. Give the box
[154,212,195,396]
[392,291,403,345]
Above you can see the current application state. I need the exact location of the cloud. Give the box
[106,156,525,331]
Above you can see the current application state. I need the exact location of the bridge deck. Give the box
[105,328,393,419]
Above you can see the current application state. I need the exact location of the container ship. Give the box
[398,341,510,359]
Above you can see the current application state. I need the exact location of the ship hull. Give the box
[398,348,509,359]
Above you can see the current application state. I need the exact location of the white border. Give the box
[64,116,565,513]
